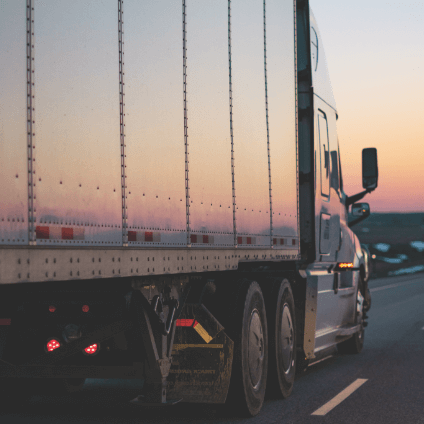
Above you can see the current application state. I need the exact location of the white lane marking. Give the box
[370,278,423,293]
[311,378,368,416]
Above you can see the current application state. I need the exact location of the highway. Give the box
[1,273,423,423]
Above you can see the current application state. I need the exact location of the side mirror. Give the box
[362,148,378,190]
[349,203,370,227]
[351,203,370,217]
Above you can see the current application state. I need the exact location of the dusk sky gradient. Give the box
[310,0,424,212]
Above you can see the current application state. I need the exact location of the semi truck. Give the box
[0,0,378,417]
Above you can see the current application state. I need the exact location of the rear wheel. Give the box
[266,279,296,398]
[338,281,365,354]
[226,280,268,417]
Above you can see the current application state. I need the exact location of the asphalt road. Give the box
[1,273,424,424]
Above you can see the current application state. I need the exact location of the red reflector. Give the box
[84,344,98,354]
[176,319,196,327]
[49,305,56,313]
[0,318,11,326]
[47,339,60,352]
[82,305,89,313]
[36,226,49,239]
[61,227,73,240]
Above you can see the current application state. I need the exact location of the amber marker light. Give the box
[338,263,354,269]
[334,262,359,272]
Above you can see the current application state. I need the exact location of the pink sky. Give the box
[311,0,424,212]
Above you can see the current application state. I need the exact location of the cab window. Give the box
[330,150,339,192]
[318,111,330,198]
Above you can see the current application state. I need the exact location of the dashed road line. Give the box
[311,378,368,416]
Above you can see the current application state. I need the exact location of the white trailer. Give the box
[0,0,378,416]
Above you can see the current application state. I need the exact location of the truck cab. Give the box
[302,10,378,357]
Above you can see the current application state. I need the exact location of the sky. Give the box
[310,0,424,212]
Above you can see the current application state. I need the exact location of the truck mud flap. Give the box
[167,304,234,404]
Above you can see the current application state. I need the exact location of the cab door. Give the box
[317,109,341,262]
[314,107,344,351]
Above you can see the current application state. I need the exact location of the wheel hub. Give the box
[280,304,294,374]
[248,309,264,389]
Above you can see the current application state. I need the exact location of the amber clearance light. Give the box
[338,262,354,269]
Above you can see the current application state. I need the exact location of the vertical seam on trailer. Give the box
[27,0,36,245]
[263,0,273,247]
[228,0,237,246]
[119,0,128,246]
[294,0,300,257]
[183,0,190,246]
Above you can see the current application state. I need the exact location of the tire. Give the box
[338,280,365,354]
[226,280,268,417]
[265,279,296,399]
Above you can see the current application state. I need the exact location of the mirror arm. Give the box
[346,188,374,207]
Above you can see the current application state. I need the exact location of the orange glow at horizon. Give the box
[311,0,424,213]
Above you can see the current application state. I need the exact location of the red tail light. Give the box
[84,344,98,355]
[46,339,60,352]
[82,305,90,313]
[176,319,197,327]
[49,305,56,313]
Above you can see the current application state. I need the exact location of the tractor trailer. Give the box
[0,0,378,416]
